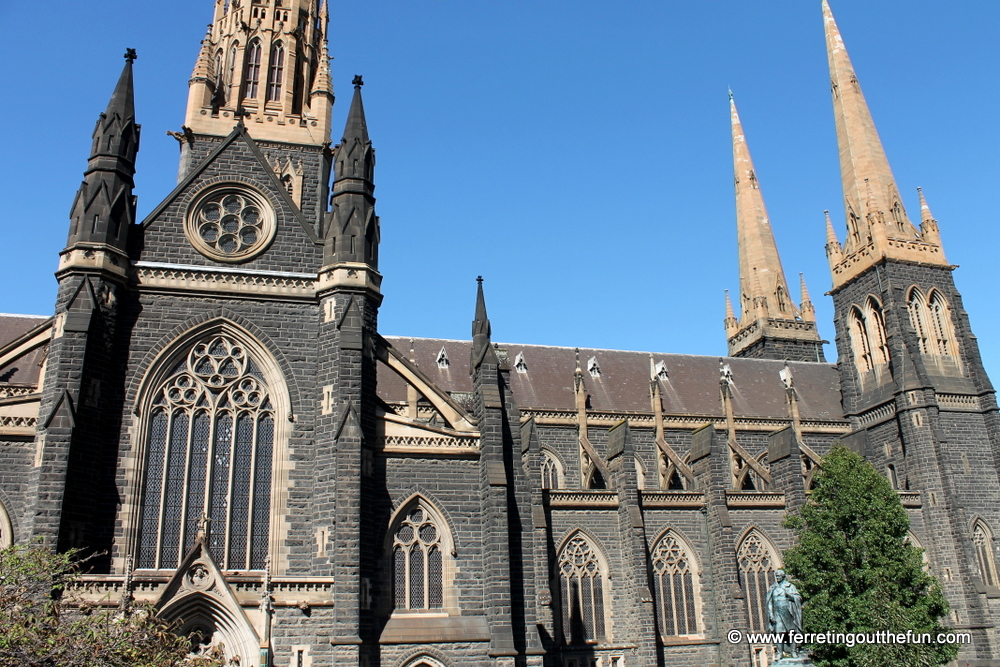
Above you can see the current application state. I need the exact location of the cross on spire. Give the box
[352,75,364,88]
[124,48,137,63]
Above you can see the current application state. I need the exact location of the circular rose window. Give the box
[186,187,275,262]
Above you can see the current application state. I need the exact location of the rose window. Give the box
[187,187,275,262]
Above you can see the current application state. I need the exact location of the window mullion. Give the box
[224,407,238,570]
[154,410,174,569]
[246,412,260,568]
[178,409,195,556]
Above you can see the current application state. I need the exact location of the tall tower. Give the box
[185,0,333,146]
[725,93,825,362]
[822,1,1000,658]
[27,52,140,554]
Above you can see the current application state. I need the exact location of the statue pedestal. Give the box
[771,657,814,666]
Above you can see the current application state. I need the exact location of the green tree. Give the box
[782,445,958,667]
[0,542,224,667]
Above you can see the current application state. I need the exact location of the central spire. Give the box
[822,0,948,287]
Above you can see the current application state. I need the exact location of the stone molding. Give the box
[725,491,786,508]
[375,434,480,454]
[518,408,849,434]
[70,574,336,607]
[546,490,620,508]
[640,491,706,508]
[133,261,315,301]
[937,393,983,412]
[0,385,37,399]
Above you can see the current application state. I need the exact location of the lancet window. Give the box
[559,533,608,644]
[973,522,998,588]
[908,288,932,355]
[137,335,274,571]
[929,290,960,360]
[848,297,890,382]
[266,43,285,103]
[651,530,700,637]
[243,40,262,99]
[392,501,445,611]
[541,450,563,490]
[738,530,779,633]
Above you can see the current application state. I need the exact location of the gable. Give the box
[139,127,323,274]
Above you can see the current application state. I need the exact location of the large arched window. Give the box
[137,335,276,571]
[559,532,609,644]
[907,288,931,355]
[928,290,960,361]
[651,529,700,637]
[973,521,998,588]
[541,449,563,490]
[866,297,889,368]
[849,306,874,374]
[243,39,262,99]
[266,42,285,103]
[391,499,448,611]
[738,529,780,633]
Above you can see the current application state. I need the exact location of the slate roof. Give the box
[380,336,845,422]
[0,314,51,386]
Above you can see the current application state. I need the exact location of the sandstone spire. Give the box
[725,94,824,361]
[822,0,947,287]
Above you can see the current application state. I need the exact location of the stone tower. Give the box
[24,52,140,554]
[725,93,825,362]
[823,0,1000,654]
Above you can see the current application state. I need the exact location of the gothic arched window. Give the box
[137,335,276,571]
[541,450,563,490]
[391,501,447,611]
[0,498,12,549]
[738,529,779,633]
[973,522,998,588]
[907,288,931,355]
[928,290,960,361]
[243,39,262,99]
[651,530,700,637]
[225,42,239,90]
[559,533,609,644]
[849,306,874,374]
[266,42,285,103]
[866,297,889,368]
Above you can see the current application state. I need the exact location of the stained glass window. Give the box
[266,43,284,103]
[652,530,699,636]
[137,335,274,570]
[559,534,607,644]
[391,503,445,610]
[244,40,262,99]
[541,450,562,490]
[974,522,998,588]
[738,530,779,633]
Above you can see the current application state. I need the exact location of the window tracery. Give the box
[738,530,779,633]
[392,502,445,611]
[559,533,608,644]
[973,522,998,588]
[137,335,274,571]
[929,290,960,361]
[651,530,699,637]
[541,450,563,490]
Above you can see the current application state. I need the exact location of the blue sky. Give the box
[1,1,997,380]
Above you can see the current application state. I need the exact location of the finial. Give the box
[234,107,251,126]
[124,48,137,63]
[728,87,734,101]
[352,75,364,88]
[476,275,483,285]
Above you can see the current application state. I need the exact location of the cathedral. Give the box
[1,1,999,666]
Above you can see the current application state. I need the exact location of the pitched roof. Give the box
[0,314,51,386]
[379,336,845,422]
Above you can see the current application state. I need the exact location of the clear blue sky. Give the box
[1,1,997,380]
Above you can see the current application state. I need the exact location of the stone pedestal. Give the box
[771,656,814,666]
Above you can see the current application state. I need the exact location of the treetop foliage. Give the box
[782,445,958,667]
[0,541,224,667]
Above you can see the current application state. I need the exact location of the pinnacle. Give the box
[105,52,136,124]
[824,210,839,247]
[342,76,369,145]
[917,187,935,224]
